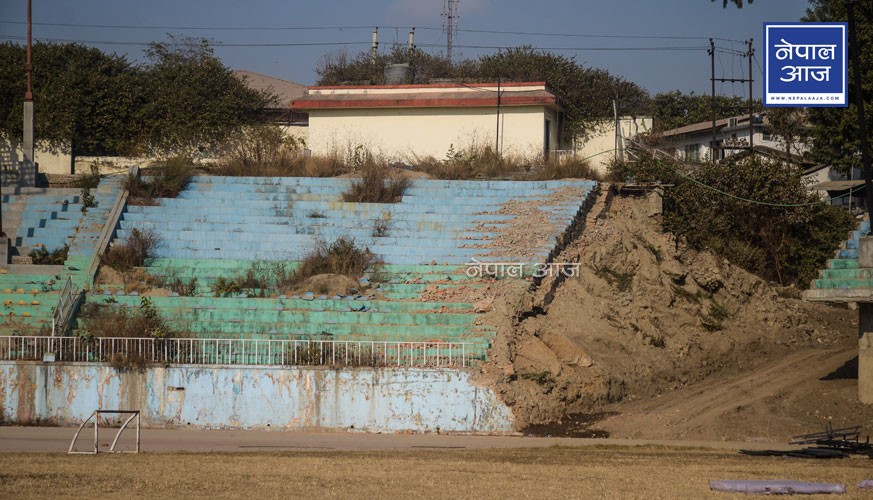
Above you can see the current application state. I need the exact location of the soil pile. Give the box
[476,185,857,436]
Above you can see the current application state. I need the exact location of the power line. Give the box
[0,21,390,31]
[0,20,749,43]
[418,43,708,52]
[0,35,369,48]
[0,35,708,52]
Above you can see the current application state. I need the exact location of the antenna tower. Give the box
[442,0,459,61]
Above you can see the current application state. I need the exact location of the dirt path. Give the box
[598,346,866,442]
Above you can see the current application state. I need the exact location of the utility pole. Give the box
[371,28,378,63]
[442,0,459,62]
[23,0,33,165]
[408,28,415,51]
[747,38,754,151]
[709,39,716,164]
[848,1,873,221]
[710,38,755,162]
[495,78,501,156]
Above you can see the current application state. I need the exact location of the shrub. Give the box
[78,297,172,339]
[80,187,96,212]
[73,165,102,189]
[609,152,855,288]
[292,237,376,284]
[209,261,297,297]
[29,244,68,265]
[126,157,194,203]
[163,276,198,296]
[342,160,410,203]
[531,155,600,181]
[101,229,158,272]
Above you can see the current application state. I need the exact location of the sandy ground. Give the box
[0,426,806,454]
[1,445,872,499]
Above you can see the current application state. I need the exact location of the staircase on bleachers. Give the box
[0,177,124,334]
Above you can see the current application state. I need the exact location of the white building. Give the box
[655,113,799,163]
[292,82,562,161]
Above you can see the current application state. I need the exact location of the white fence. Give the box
[0,336,476,368]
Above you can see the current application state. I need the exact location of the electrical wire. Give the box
[0,20,750,44]
[0,34,708,52]
[623,141,859,207]
[0,35,369,48]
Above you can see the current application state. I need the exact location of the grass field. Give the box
[2,446,872,499]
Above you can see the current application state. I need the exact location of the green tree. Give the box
[651,91,752,131]
[611,153,854,287]
[767,108,811,157]
[476,46,651,141]
[316,45,651,145]
[316,45,477,86]
[0,42,143,157]
[803,1,873,172]
[715,0,753,7]
[0,37,275,159]
[138,37,273,156]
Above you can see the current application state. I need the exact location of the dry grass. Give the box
[292,237,376,285]
[125,158,194,204]
[1,447,872,499]
[342,160,410,203]
[409,145,599,181]
[215,154,347,178]
[529,156,601,181]
[215,126,347,177]
[77,297,171,340]
[101,229,158,273]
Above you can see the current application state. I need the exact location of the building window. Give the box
[685,143,701,162]
[762,130,772,141]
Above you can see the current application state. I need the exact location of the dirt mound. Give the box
[477,185,856,433]
[285,273,366,297]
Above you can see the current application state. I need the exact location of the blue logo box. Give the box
[763,22,847,107]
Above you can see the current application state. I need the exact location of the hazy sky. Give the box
[0,1,811,97]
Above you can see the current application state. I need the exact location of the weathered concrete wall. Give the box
[859,303,873,404]
[0,362,513,432]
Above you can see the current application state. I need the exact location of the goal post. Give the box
[68,410,140,454]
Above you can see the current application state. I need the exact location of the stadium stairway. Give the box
[808,220,871,291]
[0,177,124,334]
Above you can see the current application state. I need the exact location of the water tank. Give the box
[384,63,410,84]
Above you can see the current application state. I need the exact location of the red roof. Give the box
[292,82,559,111]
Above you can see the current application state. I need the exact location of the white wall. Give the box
[577,117,653,176]
[307,106,552,161]
[0,136,72,175]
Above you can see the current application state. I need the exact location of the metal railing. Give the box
[0,336,477,368]
[51,276,80,336]
[84,168,131,288]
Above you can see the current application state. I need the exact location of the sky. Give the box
[0,0,811,97]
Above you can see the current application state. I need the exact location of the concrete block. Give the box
[859,303,873,404]
[0,237,8,265]
[859,237,873,268]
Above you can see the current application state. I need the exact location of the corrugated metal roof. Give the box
[810,180,865,191]
[234,70,307,108]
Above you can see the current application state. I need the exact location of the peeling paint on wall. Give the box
[0,362,514,433]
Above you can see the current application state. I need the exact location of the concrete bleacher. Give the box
[89,176,597,361]
[0,176,124,333]
[808,221,873,292]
